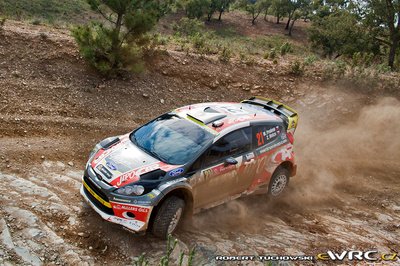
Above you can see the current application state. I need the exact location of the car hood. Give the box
[90,136,178,187]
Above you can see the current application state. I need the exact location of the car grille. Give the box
[83,175,114,215]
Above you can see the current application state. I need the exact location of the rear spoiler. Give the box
[241,96,299,133]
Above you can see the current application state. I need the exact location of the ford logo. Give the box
[168,168,184,177]
[106,161,117,170]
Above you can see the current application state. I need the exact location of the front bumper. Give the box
[80,184,152,232]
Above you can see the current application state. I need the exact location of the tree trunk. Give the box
[218,10,223,21]
[112,13,123,51]
[285,17,291,30]
[288,19,296,36]
[207,12,212,21]
[388,33,399,69]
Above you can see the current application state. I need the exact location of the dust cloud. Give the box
[189,97,400,231]
[294,97,400,204]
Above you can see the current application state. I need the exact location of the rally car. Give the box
[80,96,298,239]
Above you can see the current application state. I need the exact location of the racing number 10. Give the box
[256,131,264,146]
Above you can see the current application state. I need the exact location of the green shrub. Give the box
[183,0,211,19]
[351,52,374,68]
[0,17,6,29]
[191,32,206,49]
[280,42,292,56]
[72,0,165,76]
[31,19,41,25]
[269,48,277,59]
[290,60,304,76]
[322,60,347,79]
[375,63,391,74]
[303,55,318,66]
[334,60,347,77]
[239,51,248,63]
[219,46,232,63]
[173,18,205,37]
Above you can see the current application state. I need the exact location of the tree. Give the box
[207,0,233,21]
[287,9,300,35]
[284,0,310,36]
[365,0,400,69]
[181,0,211,19]
[271,0,289,24]
[262,0,273,21]
[72,0,170,75]
[285,0,309,30]
[237,0,272,25]
[308,10,378,58]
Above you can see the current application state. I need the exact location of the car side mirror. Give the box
[224,157,238,166]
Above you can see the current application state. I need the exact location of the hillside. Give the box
[0,19,399,265]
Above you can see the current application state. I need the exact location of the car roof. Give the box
[173,102,282,133]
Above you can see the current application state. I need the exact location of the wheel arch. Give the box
[277,161,296,177]
[148,187,194,231]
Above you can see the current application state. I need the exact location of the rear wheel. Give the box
[268,168,290,197]
[151,196,185,239]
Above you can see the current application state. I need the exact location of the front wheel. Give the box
[151,196,185,239]
[268,168,290,197]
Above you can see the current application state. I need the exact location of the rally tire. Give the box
[151,196,185,239]
[268,167,290,197]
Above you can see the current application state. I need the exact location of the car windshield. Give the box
[131,114,214,165]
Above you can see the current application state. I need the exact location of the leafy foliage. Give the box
[289,59,304,75]
[72,0,169,75]
[207,0,233,21]
[308,10,378,58]
[180,0,211,19]
[236,0,272,25]
[364,0,400,69]
[219,46,233,62]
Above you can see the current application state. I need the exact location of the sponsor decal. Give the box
[96,164,113,179]
[168,168,184,177]
[91,136,129,167]
[258,139,287,154]
[111,202,151,222]
[113,163,160,187]
[106,161,117,170]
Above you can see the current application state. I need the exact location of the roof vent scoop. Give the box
[204,107,219,113]
[212,120,224,127]
[187,110,227,124]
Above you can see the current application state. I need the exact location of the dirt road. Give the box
[0,21,399,265]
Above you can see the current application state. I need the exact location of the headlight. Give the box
[116,185,145,196]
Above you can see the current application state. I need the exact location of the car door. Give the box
[190,127,254,209]
[246,123,287,191]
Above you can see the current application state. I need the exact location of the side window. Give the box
[253,125,282,148]
[203,127,252,167]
